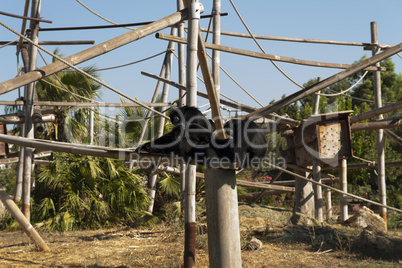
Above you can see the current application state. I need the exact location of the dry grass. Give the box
[0,204,401,267]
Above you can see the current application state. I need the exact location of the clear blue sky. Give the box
[1,0,401,117]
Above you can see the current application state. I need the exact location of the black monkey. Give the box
[136,106,213,161]
[136,106,267,168]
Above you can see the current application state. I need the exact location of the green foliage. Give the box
[32,153,149,231]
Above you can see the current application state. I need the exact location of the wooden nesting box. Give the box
[293,111,353,167]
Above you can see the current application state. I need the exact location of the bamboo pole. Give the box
[37,13,227,32]
[242,43,402,119]
[22,0,41,220]
[325,187,332,219]
[371,22,387,224]
[351,119,402,131]
[197,27,392,49]
[313,160,323,222]
[339,159,348,221]
[312,78,323,223]
[384,129,402,146]
[0,114,55,124]
[89,103,94,145]
[212,0,221,122]
[0,9,189,95]
[0,183,49,251]
[177,0,186,217]
[155,34,385,71]
[1,40,95,46]
[323,160,402,170]
[147,27,177,214]
[0,10,51,23]
[177,0,186,107]
[184,1,201,267]
[349,101,402,124]
[31,102,169,107]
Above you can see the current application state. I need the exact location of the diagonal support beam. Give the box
[0,9,189,95]
[243,43,402,119]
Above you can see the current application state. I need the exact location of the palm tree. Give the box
[35,48,101,143]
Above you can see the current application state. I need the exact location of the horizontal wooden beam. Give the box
[34,101,169,107]
[351,118,402,131]
[0,40,95,46]
[156,33,385,71]
[38,13,228,32]
[196,27,393,49]
[0,10,52,23]
[322,161,402,170]
[0,134,238,169]
[350,101,402,124]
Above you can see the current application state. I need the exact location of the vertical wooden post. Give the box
[22,0,41,220]
[312,77,323,222]
[212,0,221,106]
[14,47,30,204]
[294,170,315,218]
[371,21,387,225]
[325,187,332,220]
[177,0,186,107]
[184,1,201,267]
[147,26,177,214]
[177,0,187,215]
[313,160,323,222]
[89,102,94,145]
[14,146,24,203]
[204,167,242,268]
[339,159,348,221]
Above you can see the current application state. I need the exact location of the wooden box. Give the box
[293,111,353,167]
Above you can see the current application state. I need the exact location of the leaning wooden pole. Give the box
[0,183,49,251]
[0,9,189,95]
[371,21,387,224]
[350,101,402,124]
[242,42,402,119]
[184,1,202,267]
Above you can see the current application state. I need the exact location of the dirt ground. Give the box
[0,204,401,267]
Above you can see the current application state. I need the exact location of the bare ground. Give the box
[0,204,401,267]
